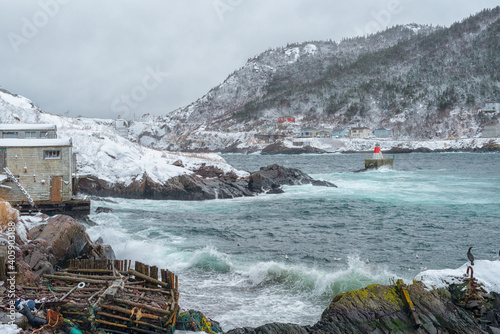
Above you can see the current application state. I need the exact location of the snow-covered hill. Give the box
[129,7,500,152]
[0,88,248,188]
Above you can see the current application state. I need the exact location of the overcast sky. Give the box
[0,1,498,120]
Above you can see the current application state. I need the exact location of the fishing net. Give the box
[175,310,223,334]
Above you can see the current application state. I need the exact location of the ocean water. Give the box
[86,153,500,331]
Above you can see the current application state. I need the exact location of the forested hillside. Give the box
[130,7,500,151]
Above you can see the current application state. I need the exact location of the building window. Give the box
[25,131,37,138]
[44,150,61,159]
[2,131,18,138]
[40,131,48,138]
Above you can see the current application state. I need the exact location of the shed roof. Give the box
[0,138,71,147]
[0,124,57,131]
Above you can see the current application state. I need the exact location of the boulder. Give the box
[28,215,92,263]
[28,215,115,266]
[249,164,336,192]
[95,207,114,214]
[20,239,55,277]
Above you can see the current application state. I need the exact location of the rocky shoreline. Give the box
[227,280,500,334]
[78,164,336,201]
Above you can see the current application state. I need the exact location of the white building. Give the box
[482,102,500,113]
[483,123,500,138]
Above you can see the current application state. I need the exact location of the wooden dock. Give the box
[10,199,91,217]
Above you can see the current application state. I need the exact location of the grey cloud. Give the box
[0,0,497,119]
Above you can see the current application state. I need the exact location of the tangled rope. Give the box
[176,310,223,334]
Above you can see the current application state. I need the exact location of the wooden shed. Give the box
[0,136,89,216]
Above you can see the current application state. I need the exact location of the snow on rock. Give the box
[0,324,21,334]
[417,260,500,293]
[303,43,317,55]
[0,90,33,110]
[0,88,248,187]
[285,47,300,64]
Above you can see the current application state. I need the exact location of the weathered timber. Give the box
[113,298,172,315]
[54,272,122,280]
[0,246,7,282]
[43,274,109,284]
[124,293,171,305]
[104,278,126,301]
[97,311,167,331]
[128,269,170,289]
[100,304,160,320]
[124,286,171,294]
[59,303,91,309]
[95,319,128,328]
[22,285,102,292]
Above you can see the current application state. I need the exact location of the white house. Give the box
[483,123,500,138]
[482,102,500,113]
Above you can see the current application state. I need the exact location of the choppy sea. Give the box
[86,152,500,331]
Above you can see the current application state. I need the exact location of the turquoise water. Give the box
[87,153,500,330]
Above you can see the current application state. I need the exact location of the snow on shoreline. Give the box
[417,260,500,293]
[281,137,500,153]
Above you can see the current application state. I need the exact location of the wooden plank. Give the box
[94,319,127,328]
[100,304,160,320]
[150,266,158,280]
[128,269,169,289]
[104,279,125,301]
[113,298,172,316]
[161,269,166,283]
[43,274,108,284]
[0,246,7,282]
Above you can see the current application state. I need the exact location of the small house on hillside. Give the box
[350,127,371,138]
[0,124,89,216]
[332,128,349,138]
[299,128,317,138]
[115,118,129,137]
[0,124,57,139]
[374,128,392,138]
[316,129,332,138]
[483,123,500,138]
[482,102,500,113]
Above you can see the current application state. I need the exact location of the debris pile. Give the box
[20,259,181,333]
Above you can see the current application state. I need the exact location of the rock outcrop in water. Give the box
[226,281,500,334]
[78,164,336,200]
[261,141,328,155]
